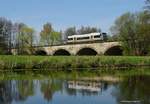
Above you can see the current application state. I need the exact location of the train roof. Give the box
[68,32,101,38]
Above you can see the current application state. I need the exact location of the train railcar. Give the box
[67,32,106,43]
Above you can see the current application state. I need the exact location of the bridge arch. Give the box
[35,50,47,55]
[76,47,98,56]
[104,45,123,56]
[53,49,71,56]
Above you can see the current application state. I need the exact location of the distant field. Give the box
[0,55,150,71]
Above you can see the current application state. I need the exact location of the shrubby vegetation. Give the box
[0,56,150,70]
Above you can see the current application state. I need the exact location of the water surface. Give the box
[0,74,149,104]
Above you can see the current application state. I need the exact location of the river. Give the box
[0,71,149,104]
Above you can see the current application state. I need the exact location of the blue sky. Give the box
[0,0,145,33]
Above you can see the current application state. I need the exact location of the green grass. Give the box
[0,55,150,71]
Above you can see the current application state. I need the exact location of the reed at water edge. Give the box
[0,55,150,71]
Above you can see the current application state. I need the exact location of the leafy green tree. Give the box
[17,25,35,54]
[111,12,150,55]
[40,23,53,45]
[50,31,61,45]
[111,13,136,55]
[40,23,61,45]
[136,12,150,55]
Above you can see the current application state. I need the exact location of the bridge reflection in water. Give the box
[67,80,102,92]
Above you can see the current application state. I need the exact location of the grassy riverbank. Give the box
[0,55,150,71]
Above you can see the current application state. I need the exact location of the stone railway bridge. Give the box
[12,42,123,56]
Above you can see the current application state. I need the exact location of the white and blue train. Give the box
[67,32,107,43]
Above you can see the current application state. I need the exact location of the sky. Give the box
[0,0,145,33]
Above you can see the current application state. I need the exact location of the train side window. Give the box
[77,37,90,40]
[68,38,73,40]
[94,35,101,38]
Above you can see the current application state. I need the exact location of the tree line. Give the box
[109,0,150,55]
[0,19,101,55]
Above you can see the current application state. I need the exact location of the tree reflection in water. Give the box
[0,79,63,104]
[0,80,35,104]
[112,76,150,104]
[0,81,12,104]
[16,80,34,101]
[40,79,63,102]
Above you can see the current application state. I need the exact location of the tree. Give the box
[0,17,12,54]
[12,23,25,50]
[64,27,76,36]
[40,23,53,45]
[111,12,150,55]
[136,12,150,55]
[40,23,61,45]
[17,25,35,54]
[50,31,61,45]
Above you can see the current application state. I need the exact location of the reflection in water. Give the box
[0,81,12,104]
[66,80,103,96]
[40,79,63,102]
[112,76,150,104]
[0,80,35,104]
[65,80,118,97]
[17,80,34,101]
[67,81,101,92]
[0,76,149,104]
